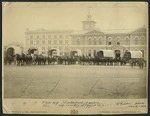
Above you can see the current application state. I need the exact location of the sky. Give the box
[2,2,148,45]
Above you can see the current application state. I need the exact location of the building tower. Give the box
[82,10,96,31]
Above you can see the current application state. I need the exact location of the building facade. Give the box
[25,13,147,59]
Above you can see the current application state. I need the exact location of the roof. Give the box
[25,28,73,34]
[71,30,89,35]
[25,25,146,36]
[72,29,105,35]
[102,25,146,34]
[130,26,146,34]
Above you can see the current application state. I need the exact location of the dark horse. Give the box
[15,53,26,66]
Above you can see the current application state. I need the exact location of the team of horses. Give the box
[4,52,146,68]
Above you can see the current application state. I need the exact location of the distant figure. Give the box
[131,59,134,68]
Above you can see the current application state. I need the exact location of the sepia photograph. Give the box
[2,2,148,114]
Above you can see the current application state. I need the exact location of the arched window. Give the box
[116,37,120,45]
[140,36,145,45]
[98,38,102,45]
[94,37,97,45]
[108,37,112,45]
[126,38,129,45]
[89,38,92,45]
[135,37,138,45]
[77,39,80,45]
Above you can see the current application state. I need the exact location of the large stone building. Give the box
[25,13,147,59]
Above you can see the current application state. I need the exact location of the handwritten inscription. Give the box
[41,100,146,109]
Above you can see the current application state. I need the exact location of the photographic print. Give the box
[2,2,148,114]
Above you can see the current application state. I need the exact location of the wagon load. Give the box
[13,46,22,55]
[71,49,82,56]
[48,49,60,57]
[129,51,143,58]
[124,51,143,59]
[98,50,115,58]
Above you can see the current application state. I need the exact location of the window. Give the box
[30,40,33,45]
[37,35,39,39]
[65,40,68,44]
[54,40,57,44]
[89,39,91,45]
[48,40,51,44]
[42,40,45,44]
[108,37,112,45]
[48,35,51,39]
[141,37,145,45]
[126,38,129,45]
[99,38,102,45]
[59,40,63,44]
[36,40,39,44]
[59,46,63,50]
[54,35,57,38]
[42,35,45,39]
[30,35,33,39]
[99,40,102,45]
[135,37,138,45]
[94,38,97,45]
[77,39,80,45]
[66,35,68,38]
[117,42,120,45]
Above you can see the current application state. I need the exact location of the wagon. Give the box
[97,50,115,58]
[123,51,143,64]
[123,51,143,59]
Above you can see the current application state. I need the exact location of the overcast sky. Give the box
[2,2,148,45]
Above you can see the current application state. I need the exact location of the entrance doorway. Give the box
[115,50,121,59]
